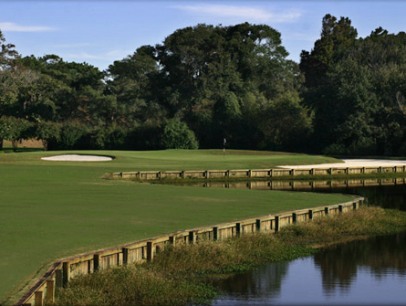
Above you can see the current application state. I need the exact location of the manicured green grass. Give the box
[55,207,406,306]
[1,149,341,170]
[0,149,348,304]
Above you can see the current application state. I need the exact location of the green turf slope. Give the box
[0,150,349,304]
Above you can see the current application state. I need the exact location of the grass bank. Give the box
[0,149,346,304]
[55,207,406,306]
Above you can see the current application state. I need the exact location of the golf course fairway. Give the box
[0,149,353,304]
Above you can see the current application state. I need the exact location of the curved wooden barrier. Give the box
[16,198,364,306]
[111,165,406,181]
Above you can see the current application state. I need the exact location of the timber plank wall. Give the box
[174,177,406,191]
[17,198,364,306]
[110,165,406,181]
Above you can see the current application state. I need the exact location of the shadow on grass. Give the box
[2,148,45,153]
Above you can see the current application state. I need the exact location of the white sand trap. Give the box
[280,159,406,169]
[41,154,113,162]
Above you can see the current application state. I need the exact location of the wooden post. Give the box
[213,227,219,241]
[62,262,70,288]
[45,280,55,304]
[236,223,241,237]
[122,248,129,265]
[205,170,210,179]
[146,241,154,262]
[93,254,100,271]
[189,231,197,244]
[308,209,313,220]
[324,207,329,216]
[256,219,261,232]
[34,291,43,306]
[353,201,359,210]
[292,212,297,224]
[169,235,176,246]
[274,216,280,232]
[339,205,343,213]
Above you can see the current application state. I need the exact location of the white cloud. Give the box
[64,52,103,60]
[61,49,133,70]
[174,4,302,23]
[63,49,133,61]
[0,21,56,32]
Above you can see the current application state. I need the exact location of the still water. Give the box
[212,184,406,305]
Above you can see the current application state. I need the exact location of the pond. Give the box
[212,183,406,305]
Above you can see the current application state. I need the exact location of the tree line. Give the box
[1,14,406,155]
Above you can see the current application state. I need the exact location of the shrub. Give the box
[60,121,88,149]
[126,125,164,150]
[104,127,128,150]
[161,119,199,149]
[55,267,216,306]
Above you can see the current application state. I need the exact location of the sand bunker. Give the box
[41,154,113,162]
[280,159,406,169]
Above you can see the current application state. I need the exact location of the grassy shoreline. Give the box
[55,207,406,306]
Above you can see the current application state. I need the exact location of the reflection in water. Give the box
[290,183,406,211]
[334,185,406,211]
[213,261,288,300]
[315,232,406,294]
[168,180,406,304]
[171,178,406,210]
[214,232,406,305]
[213,184,406,305]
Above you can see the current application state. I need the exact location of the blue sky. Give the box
[1,1,405,70]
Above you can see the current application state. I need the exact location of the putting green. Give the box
[0,150,350,304]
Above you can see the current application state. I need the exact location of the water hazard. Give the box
[210,183,406,305]
[178,178,406,211]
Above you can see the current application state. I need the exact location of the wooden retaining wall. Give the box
[182,177,406,191]
[112,165,406,181]
[17,198,364,306]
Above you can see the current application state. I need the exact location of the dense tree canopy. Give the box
[0,30,20,149]
[1,18,405,155]
[301,16,406,155]
[106,22,307,150]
